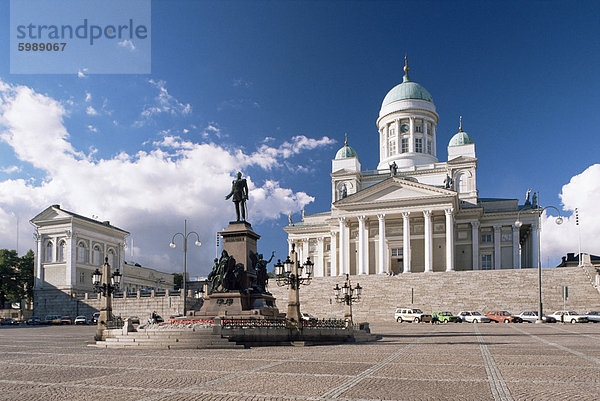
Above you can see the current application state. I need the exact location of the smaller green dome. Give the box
[335,144,357,159]
[449,131,474,147]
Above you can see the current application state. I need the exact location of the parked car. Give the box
[301,313,317,322]
[485,311,522,323]
[127,316,141,325]
[585,311,600,323]
[60,316,73,325]
[516,311,556,323]
[0,318,19,326]
[44,314,62,325]
[394,308,432,323]
[27,316,41,325]
[431,311,461,323]
[548,311,588,324]
[91,312,100,324]
[457,311,491,323]
[74,316,88,325]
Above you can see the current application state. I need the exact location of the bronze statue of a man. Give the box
[225,171,249,221]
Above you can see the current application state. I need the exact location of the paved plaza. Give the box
[1,323,600,400]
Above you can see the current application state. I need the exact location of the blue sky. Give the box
[1,0,599,275]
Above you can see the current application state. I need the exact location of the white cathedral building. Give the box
[284,60,540,276]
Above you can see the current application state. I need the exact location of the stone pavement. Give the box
[1,322,599,400]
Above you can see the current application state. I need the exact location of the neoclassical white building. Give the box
[285,60,540,276]
[30,205,174,295]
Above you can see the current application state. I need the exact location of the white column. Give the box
[471,221,480,270]
[409,117,415,152]
[402,212,411,273]
[531,223,539,269]
[287,239,293,257]
[338,217,347,275]
[358,216,366,274]
[384,125,389,157]
[301,238,309,265]
[432,124,437,157]
[424,120,429,154]
[424,210,433,272]
[377,214,386,274]
[445,209,454,272]
[35,234,43,288]
[512,224,520,269]
[317,237,324,277]
[330,232,337,277]
[493,225,501,269]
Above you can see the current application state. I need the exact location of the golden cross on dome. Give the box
[345,132,348,146]
[459,116,463,132]
[404,55,409,74]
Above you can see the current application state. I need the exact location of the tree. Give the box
[172,272,183,290]
[0,249,34,308]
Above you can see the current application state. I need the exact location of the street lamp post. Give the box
[515,204,562,323]
[273,243,313,327]
[92,257,122,340]
[334,274,362,323]
[169,219,201,317]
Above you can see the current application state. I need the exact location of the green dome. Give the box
[382,75,433,107]
[449,131,474,147]
[335,144,357,159]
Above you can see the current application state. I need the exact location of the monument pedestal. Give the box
[193,220,281,319]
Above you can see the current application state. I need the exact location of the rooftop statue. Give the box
[225,171,249,222]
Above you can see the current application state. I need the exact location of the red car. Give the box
[485,311,521,323]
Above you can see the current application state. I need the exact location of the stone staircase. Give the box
[269,267,600,324]
[92,327,244,349]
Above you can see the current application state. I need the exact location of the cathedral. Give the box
[284,59,540,276]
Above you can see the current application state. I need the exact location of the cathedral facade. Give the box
[284,61,540,276]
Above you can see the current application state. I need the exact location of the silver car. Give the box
[517,311,556,323]
[457,311,490,323]
[585,311,600,323]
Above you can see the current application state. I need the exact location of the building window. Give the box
[415,138,423,153]
[391,248,403,257]
[79,272,85,283]
[401,138,408,153]
[481,233,492,243]
[389,139,397,155]
[58,240,66,262]
[481,254,493,270]
[45,241,53,262]
[326,244,331,251]
[107,249,115,267]
[427,141,432,155]
[76,242,88,264]
[415,125,422,133]
[92,245,103,266]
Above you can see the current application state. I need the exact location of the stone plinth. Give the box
[193,292,281,318]
[220,222,260,285]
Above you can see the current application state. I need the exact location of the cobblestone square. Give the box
[1,323,600,400]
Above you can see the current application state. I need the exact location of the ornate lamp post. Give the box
[169,219,201,317]
[334,274,362,323]
[273,243,313,327]
[92,257,122,340]
[515,204,562,323]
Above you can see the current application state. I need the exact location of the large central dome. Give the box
[381,76,434,107]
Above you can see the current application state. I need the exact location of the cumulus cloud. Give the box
[1,166,21,174]
[541,164,600,262]
[0,80,321,274]
[137,79,192,124]
[85,92,92,102]
[87,125,97,133]
[86,106,98,115]
[251,135,336,169]
[77,68,88,78]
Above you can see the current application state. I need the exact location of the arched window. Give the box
[45,241,53,262]
[107,248,115,267]
[76,241,88,264]
[456,171,471,193]
[58,240,66,262]
[92,245,103,266]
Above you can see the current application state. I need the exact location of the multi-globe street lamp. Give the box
[169,219,201,316]
[333,274,362,323]
[273,243,313,327]
[92,257,122,340]
[515,204,562,323]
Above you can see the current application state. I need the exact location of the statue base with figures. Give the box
[192,220,282,319]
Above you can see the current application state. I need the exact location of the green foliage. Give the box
[0,249,34,307]
[172,272,183,290]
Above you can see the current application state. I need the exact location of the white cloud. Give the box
[251,135,336,169]
[0,80,315,273]
[86,106,98,115]
[85,92,92,102]
[135,80,192,126]
[117,40,136,51]
[77,68,88,78]
[1,166,21,174]
[232,78,253,88]
[541,164,600,262]
[87,125,97,133]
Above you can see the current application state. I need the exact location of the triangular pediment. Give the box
[333,177,456,208]
[331,168,360,177]
[30,206,72,224]
[448,155,477,164]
